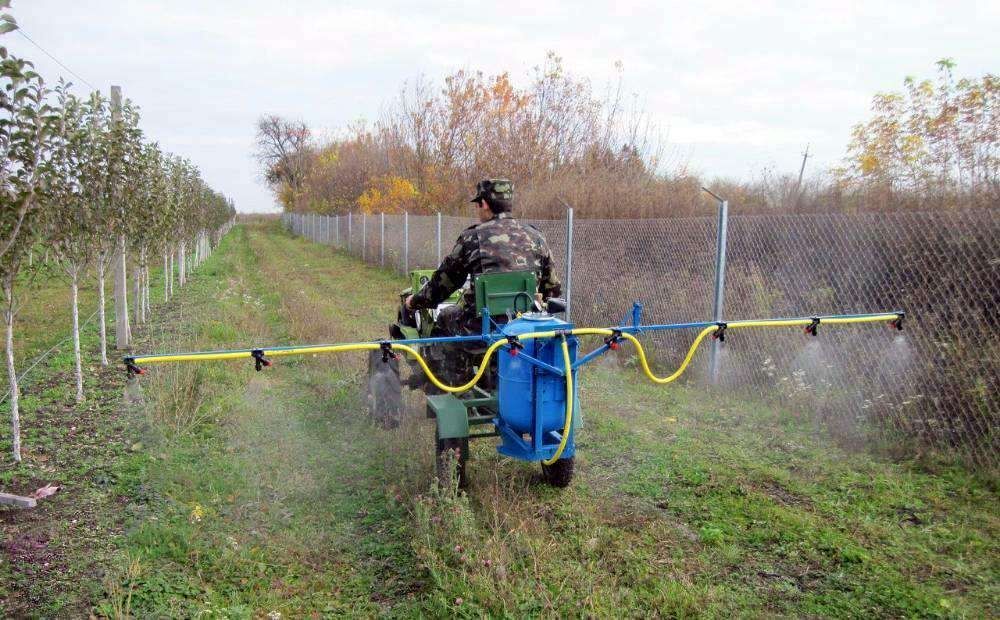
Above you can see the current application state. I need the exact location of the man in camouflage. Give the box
[405,179,561,381]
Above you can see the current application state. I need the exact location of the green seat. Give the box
[473,271,537,317]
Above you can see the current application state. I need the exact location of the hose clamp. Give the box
[805,317,820,337]
[603,329,623,350]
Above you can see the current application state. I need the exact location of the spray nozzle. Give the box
[805,317,820,337]
[889,312,905,331]
[506,335,524,356]
[379,341,397,363]
[124,357,145,377]
[251,349,271,371]
[604,329,623,350]
[712,322,727,342]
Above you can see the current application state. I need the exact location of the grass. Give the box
[2,221,997,617]
[0,250,200,616]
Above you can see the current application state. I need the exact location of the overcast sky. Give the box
[6,1,997,212]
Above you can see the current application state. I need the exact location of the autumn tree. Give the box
[838,59,999,210]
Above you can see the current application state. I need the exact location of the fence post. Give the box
[362,213,367,262]
[336,215,340,247]
[709,199,729,384]
[380,212,385,267]
[404,211,409,274]
[348,212,352,254]
[564,207,574,322]
[436,212,442,264]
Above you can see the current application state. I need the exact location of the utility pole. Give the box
[796,143,811,191]
[111,85,130,349]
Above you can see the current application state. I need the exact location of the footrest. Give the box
[427,394,470,439]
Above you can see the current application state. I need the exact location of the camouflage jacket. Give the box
[410,212,562,310]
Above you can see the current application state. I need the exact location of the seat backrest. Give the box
[473,271,537,317]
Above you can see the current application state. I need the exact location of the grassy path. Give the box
[4,222,996,617]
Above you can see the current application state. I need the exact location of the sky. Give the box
[6,1,997,213]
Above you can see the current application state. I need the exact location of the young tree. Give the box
[45,83,94,402]
[80,91,116,365]
[126,142,168,325]
[0,12,58,461]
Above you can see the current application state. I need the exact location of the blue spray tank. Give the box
[495,314,580,461]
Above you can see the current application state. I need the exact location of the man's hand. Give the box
[405,294,414,309]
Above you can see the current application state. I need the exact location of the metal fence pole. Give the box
[710,199,729,384]
[362,213,367,262]
[565,207,574,321]
[348,212,352,254]
[404,211,409,273]
[380,212,385,266]
[336,215,340,247]
[436,212,442,264]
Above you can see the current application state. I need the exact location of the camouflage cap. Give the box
[469,179,514,205]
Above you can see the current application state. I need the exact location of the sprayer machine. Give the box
[124,269,906,488]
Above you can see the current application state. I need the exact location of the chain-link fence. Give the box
[283,209,999,471]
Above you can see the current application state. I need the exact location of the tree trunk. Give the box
[3,279,20,463]
[133,262,141,327]
[168,252,174,297]
[144,262,150,320]
[114,235,130,349]
[163,253,170,301]
[178,240,186,287]
[97,260,109,366]
[70,268,83,403]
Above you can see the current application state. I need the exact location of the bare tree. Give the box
[254,115,311,210]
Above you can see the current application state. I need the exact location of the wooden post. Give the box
[111,85,130,349]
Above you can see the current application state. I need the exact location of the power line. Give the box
[14,27,98,91]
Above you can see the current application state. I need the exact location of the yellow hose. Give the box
[131,314,898,464]
[132,314,899,392]
[542,335,573,465]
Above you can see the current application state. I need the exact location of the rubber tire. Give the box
[435,435,469,490]
[541,456,575,488]
[367,349,402,429]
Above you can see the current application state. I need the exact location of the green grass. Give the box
[2,222,997,617]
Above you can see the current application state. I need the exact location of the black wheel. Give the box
[367,349,402,429]
[541,456,574,488]
[435,434,469,489]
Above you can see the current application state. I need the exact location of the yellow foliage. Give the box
[859,152,880,175]
[357,175,419,214]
